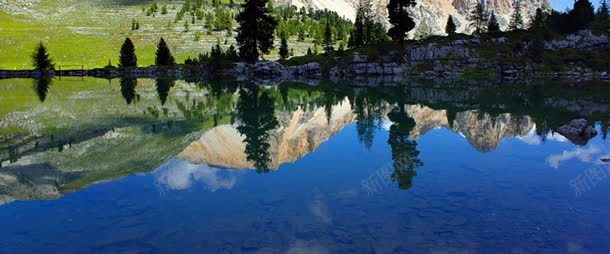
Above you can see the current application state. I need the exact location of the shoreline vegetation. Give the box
[1,0,609,81]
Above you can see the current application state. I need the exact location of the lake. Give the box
[1,77,610,253]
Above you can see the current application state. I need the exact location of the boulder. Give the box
[383,62,404,75]
[556,119,598,145]
[286,62,321,77]
[250,61,286,76]
[352,54,369,63]
[233,62,249,74]
[351,63,368,75]
[366,63,383,75]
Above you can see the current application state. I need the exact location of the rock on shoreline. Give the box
[556,119,598,145]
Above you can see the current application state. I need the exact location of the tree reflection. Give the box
[155,78,176,106]
[32,77,52,102]
[354,95,384,150]
[235,84,279,172]
[387,105,423,190]
[119,78,138,105]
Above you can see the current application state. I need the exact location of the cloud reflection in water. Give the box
[154,159,239,192]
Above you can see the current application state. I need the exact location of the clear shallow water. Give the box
[1,77,610,253]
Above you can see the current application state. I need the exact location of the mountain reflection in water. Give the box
[0,77,609,203]
[2,77,610,253]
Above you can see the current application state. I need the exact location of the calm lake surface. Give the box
[1,77,610,253]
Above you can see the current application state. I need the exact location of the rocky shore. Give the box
[1,30,608,81]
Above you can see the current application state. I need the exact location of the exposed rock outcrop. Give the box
[545,30,610,50]
[555,119,598,146]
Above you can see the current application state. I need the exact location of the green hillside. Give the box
[0,0,351,70]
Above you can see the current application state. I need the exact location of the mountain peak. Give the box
[278,0,550,35]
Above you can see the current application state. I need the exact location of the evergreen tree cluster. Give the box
[118,37,177,68]
[274,5,353,56]
[185,40,240,71]
[349,0,389,48]
[529,0,608,35]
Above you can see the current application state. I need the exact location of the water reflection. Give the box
[235,84,279,172]
[155,78,176,106]
[387,105,423,190]
[3,77,610,253]
[1,77,610,202]
[119,77,138,105]
[354,95,386,151]
[154,159,238,192]
[32,77,52,102]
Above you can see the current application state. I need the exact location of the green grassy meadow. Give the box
[0,0,271,69]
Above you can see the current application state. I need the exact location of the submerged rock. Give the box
[556,119,598,145]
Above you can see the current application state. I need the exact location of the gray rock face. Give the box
[251,61,286,76]
[287,62,322,78]
[545,30,610,50]
[233,62,248,75]
[407,44,474,62]
[556,119,598,145]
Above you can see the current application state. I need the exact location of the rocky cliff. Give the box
[281,0,550,35]
[178,98,357,170]
[405,105,535,152]
[179,101,537,170]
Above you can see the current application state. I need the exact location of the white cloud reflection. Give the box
[308,195,332,225]
[517,126,568,145]
[546,145,602,169]
[154,159,238,192]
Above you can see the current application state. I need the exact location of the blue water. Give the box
[1,78,610,253]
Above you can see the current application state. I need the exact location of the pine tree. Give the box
[469,1,487,34]
[368,22,388,45]
[349,1,368,48]
[529,8,547,32]
[236,0,278,63]
[119,38,137,68]
[387,0,417,45]
[445,15,457,36]
[155,37,176,66]
[323,19,334,54]
[570,0,595,30]
[31,42,53,71]
[599,0,609,20]
[487,12,501,34]
[509,0,524,31]
[279,33,289,60]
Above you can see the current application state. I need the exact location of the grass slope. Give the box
[0,0,239,69]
